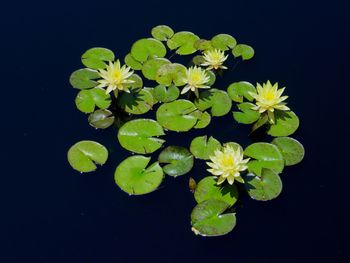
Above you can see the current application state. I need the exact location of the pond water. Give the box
[1,0,349,262]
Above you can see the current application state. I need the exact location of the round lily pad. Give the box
[227,81,256,102]
[151,25,174,41]
[233,102,260,124]
[232,44,255,60]
[206,70,216,86]
[131,38,167,62]
[191,199,236,237]
[155,63,187,86]
[117,88,154,115]
[194,176,238,207]
[142,58,170,80]
[115,155,164,195]
[158,146,194,177]
[194,39,213,50]
[192,55,205,65]
[244,169,283,201]
[194,89,232,117]
[244,143,284,176]
[67,140,108,173]
[124,53,143,70]
[190,136,221,160]
[153,84,180,102]
[117,119,165,154]
[156,100,198,132]
[192,110,211,129]
[167,31,199,55]
[88,109,115,129]
[81,47,115,70]
[211,34,236,51]
[268,111,299,137]
[272,137,305,166]
[69,68,100,90]
[75,87,111,113]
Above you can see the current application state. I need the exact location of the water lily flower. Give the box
[249,81,290,119]
[201,49,228,70]
[181,66,210,96]
[206,145,249,185]
[97,60,134,94]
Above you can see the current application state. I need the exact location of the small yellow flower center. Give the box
[112,70,121,80]
[189,72,202,84]
[265,91,275,100]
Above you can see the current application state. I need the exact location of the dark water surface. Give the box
[1,0,349,262]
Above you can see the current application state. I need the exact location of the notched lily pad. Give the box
[211,34,236,51]
[67,140,108,173]
[190,136,221,160]
[195,89,232,117]
[151,25,174,41]
[117,88,154,115]
[227,81,256,102]
[272,137,305,166]
[158,146,194,177]
[233,102,260,124]
[191,199,236,237]
[167,31,199,55]
[194,39,213,50]
[131,38,167,62]
[153,84,179,102]
[155,63,187,86]
[88,109,115,129]
[142,58,170,80]
[268,111,299,137]
[117,119,165,154]
[75,87,111,113]
[69,68,100,90]
[191,110,211,129]
[232,44,255,60]
[124,53,143,70]
[115,155,164,195]
[81,47,115,70]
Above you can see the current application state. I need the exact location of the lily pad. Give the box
[244,169,283,201]
[233,102,260,124]
[117,119,165,154]
[81,47,115,70]
[268,111,299,137]
[75,87,111,113]
[153,84,180,102]
[155,63,187,86]
[194,89,232,117]
[67,140,108,173]
[192,55,205,65]
[69,68,100,90]
[206,70,216,86]
[167,31,199,55]
[244,143,284,176]
[131,38,167,62]
[211,34,236,51]
[194,176,238,207]
[232,44,254,60]
[124,73,143,90]
[191,199,236,237]
[272,137,305,166]
[117,88,154,115]
[194,39,213,50]
[156,100,198,132]
[115,155,164,195]
[227,81,256,102]
[142,58,170,80]
[88,109,115,129]
[192,110,211,129]
[190,136,221,160]
[158,146,194,177]
[124,53,143,70]
[151,25,174,41]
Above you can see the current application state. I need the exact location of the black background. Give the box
[1,0,349,262]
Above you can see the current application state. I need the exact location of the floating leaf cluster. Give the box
[67,25,304,237]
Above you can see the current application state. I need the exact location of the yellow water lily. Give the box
[181,66,210,96]
[249,81,290,115]
[206,145,249,185]
[97,60,134,94]
[201,49,228,70]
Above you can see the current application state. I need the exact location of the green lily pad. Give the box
[167,31,199,55]
[151,25,174,41]
[194,89,232,117]
[117,88,154,115]
[190,136,221,160]
[156,100,198,132]
[227,81,256,102]
[244,169,283,201]
[124,53,143,70]
[69,68,100,90]
[143,87,158,104]
[131,38,167,62]
[194,176,238,207]
[81,47,115,70]
[191,199,236,237]
[153,84,180,102]
[124,73,143,90]
[191,110,211,129]
[244,143,284,176]
[114,155,164,195]
[272,137,305,166]
[194,39,213,50]
[192,55,205,65]
[75,87,111,113]
[142,58,170,80]
[67,140,108,173]
[211,34,236,51]
[88,109,115,129]
[268,111,299,137]
[117,119,165,154]
[206,70,216,86]
[233,102,260,124]
[158,146,194,177]
[232,44,254,60]
[155,63,187,86]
